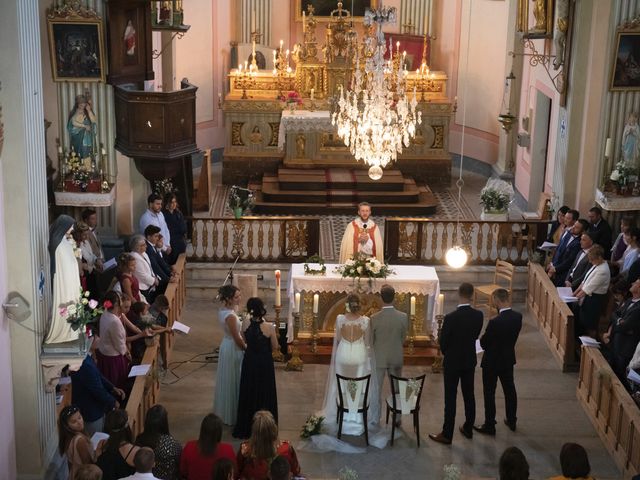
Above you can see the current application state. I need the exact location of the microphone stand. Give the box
[207,255,240,361]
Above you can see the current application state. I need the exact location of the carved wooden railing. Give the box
[126,254,187,437]
[577,346,640,477]
[188,217,320,262]
[384,218,549,266]
[527,263,577,372]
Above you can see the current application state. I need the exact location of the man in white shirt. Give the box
[565,231,595,290]
[121,447,161,480]
[139,193,171,254]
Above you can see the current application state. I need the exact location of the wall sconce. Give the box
[497,71,517,133]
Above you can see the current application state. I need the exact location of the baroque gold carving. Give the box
[295,134,306,158]
[431,125,444,149]
[249,126,263,144]
[231,122,245,146]
[320,132,348,151]
[268,123,280,147]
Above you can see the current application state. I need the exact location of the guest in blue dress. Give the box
[233,298,279,439]
[213,285,246,425]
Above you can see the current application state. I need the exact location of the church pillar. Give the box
[563,0,614,213]
[1,0,59,477]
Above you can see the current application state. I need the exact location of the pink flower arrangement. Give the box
[59,288,104,331]
[279,91,303,106]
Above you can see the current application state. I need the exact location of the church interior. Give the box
[3,0,640,478]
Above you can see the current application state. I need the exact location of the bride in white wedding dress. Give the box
[299,294,391,452]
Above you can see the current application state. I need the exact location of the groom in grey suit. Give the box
[371,284,408,424]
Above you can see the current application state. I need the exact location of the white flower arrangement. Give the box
[335,253,392,279]
[480,178,514,213]
[300,414,324,438]
[610,161,637,185]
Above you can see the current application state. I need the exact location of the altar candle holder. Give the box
[430,314,444,373]
[408,313,416,356]
[273,304,286,362]
[286,311,304,371]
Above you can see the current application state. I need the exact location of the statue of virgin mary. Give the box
[44,215,82,344]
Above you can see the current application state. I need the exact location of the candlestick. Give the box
[431,313,444,373]
[312,293,319,314]
[605,137,612,158]
[274,270,281,307]
[410,296,416,316]
[294,292,301,313]
[437,293,444,316]
[286,310,304,371]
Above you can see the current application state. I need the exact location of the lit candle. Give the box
[101,148,106,156]
[272,68,277,76]
[274,270,281,307]
[238,63,242,72]
[605,137,612,158]
[396,41,400,54]
[312,293,319,314]
[437,293,444,315]
[310,88,314,100]
[273,49,277,63]
[294,292,301,313]
[280,39,284,49]
[57,146,63,154]
[252,39,256,57]
[303,11,306,33]
[410,296,416,316]
[244,60,248,71]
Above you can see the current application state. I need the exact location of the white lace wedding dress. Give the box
[299,314,392,452]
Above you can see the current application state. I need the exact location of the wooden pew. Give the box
[527,263,578,372]
[126,253,187,437]
[577,345,640,477]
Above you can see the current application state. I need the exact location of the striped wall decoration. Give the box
[400,0,433,36]
[240,0,272,46]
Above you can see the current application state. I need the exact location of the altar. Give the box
[286,263,440,343]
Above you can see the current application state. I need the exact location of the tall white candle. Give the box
[605,137,612,158]
[294,292,301,313]
[252,39,256,57]
[280,39,284,49]
[410,296,416,316]
[312,293,319,314]
[251,7,256,32]
[310,88,314,100]
[303,11,306,33]
[437,293,444,315]
[274,270,281,307]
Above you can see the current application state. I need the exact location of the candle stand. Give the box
[311,312,319,354]
[430,314,444,373]
[408,313,416,355]
[285,311,304,371]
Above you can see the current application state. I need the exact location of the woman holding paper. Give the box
[214,285,246,426]
[573,245,611,338]
[96,291,132,392]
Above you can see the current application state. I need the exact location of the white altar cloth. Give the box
[286,263,440,341]
[277,110,332,151]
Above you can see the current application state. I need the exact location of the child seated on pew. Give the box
[128,300,172,365]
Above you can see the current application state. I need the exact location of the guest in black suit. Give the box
[548,219,587,287]
[429,283,483,445]
[474,288,522,435]
[144,225,172,284]
[603,279,640,383]
[564,232,595,290]
[588,206,613,258]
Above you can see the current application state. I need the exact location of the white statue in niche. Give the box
[622,112,640,167]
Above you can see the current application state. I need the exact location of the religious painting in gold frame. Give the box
[518,0,554,39]
[610,30,640,91]
[295,0,379,22]
[47,5,106,83]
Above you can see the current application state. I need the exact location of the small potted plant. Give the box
[480,178,514,221]
[228,185,255,219]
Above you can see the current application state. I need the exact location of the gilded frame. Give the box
[518,0,554,39]
[47,15,106,82]
[610,31,640,91]
[295,0,379,22]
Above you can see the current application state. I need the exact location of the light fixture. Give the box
[445,0,472,269]
[497,71,516,133]
[331,5,422,178]
[368,165,383,180]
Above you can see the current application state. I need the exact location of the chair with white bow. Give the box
[336,373,371,445]
[386,373,426,446]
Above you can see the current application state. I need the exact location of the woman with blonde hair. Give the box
[236,411,300,480]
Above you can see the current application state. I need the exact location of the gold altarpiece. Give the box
[221,3,453,187]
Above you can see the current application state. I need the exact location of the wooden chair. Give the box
[386,373,426,446]
[473,260,515,311]
[336,373,371,445]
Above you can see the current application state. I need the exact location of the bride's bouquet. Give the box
[300,414,324,438]
[335,253,393,279]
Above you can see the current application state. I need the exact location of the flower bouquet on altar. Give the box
[480,178,514,220]
[335,253,393,279]
[279,91,303,113]
[300,414,324,438]
[228,185,255,219]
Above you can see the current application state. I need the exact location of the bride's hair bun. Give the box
[346,293,361,314]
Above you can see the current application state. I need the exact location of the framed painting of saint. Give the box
[295,0,379,22]
[47,8,106,82]
[611,31,640,91]
[517,0,554,38]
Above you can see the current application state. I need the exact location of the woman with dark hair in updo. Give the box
[213,285,246,426]
[233,297,279,439]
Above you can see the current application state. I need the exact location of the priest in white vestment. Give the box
[339,202,384,264]
[45,215,82,344]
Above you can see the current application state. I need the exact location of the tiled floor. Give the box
[160,296,620,479]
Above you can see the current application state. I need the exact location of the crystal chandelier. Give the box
[331,5,421,179]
